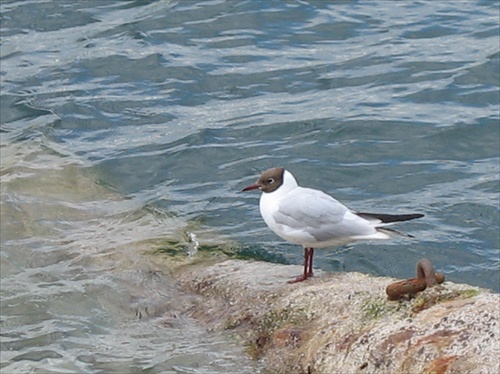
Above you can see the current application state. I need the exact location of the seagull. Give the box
[242,167,424,283]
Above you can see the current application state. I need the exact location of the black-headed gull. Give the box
[242,167,424,283]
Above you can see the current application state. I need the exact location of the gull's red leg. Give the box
[307,248,314,277]
[288,247,313,284]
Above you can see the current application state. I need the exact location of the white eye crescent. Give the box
[267,178,275,184]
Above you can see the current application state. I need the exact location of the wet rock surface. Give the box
[175,259,500,374]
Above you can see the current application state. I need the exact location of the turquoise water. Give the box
[1,0,499,372]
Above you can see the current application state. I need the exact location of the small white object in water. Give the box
[187,232,199,257]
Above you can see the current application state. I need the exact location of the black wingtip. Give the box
[357,212,424,223]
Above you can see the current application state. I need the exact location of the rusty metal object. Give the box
[386,258,445,300]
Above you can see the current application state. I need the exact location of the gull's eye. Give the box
[267,178,275,184]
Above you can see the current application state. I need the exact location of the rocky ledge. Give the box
[175,259,499,374]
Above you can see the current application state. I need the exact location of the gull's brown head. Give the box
[242,167,285,193]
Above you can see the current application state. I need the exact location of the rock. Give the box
[175,259,500,374]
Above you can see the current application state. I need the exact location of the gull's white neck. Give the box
[279,170,298,193]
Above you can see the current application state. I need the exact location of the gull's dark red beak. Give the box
[242,184,259,192]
